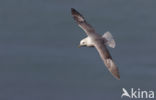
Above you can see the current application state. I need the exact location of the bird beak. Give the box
[78,45,81,48]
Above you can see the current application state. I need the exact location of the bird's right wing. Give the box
[94,40,120,79]
[71,8,96,36]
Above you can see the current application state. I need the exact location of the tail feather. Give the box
[102,32,116,48]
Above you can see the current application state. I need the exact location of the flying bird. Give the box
[71,8,120,79]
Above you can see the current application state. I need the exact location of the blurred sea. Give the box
[0,0,156,100]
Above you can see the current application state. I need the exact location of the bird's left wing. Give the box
[94,40,120,79]
[71,8,96,36]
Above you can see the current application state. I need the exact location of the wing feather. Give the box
[94,40,120,79]
[71,8,95,36]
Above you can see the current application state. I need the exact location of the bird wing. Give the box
[94,40,120,79]
[71,8,96,36]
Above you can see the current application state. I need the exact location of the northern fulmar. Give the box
[71,8,120,80]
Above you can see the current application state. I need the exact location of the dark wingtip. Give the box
[71,8,80,15]
[71,8,85,23]
[71,8,76,12]
[114,70,120,80]
[71,8,75,11]
[71,8,75,14]
[110,66,120,80]
[116,74,120,80]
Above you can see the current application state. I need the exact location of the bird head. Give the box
[78,39,87,48]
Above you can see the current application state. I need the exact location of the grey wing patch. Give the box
[94,41,120,79]
[71,8,95,36]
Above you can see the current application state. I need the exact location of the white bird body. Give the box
[80,32,116,48]
[80,36,94,47]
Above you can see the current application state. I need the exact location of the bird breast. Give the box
[86,37,94,47]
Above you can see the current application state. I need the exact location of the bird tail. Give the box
[102,31,116,48]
